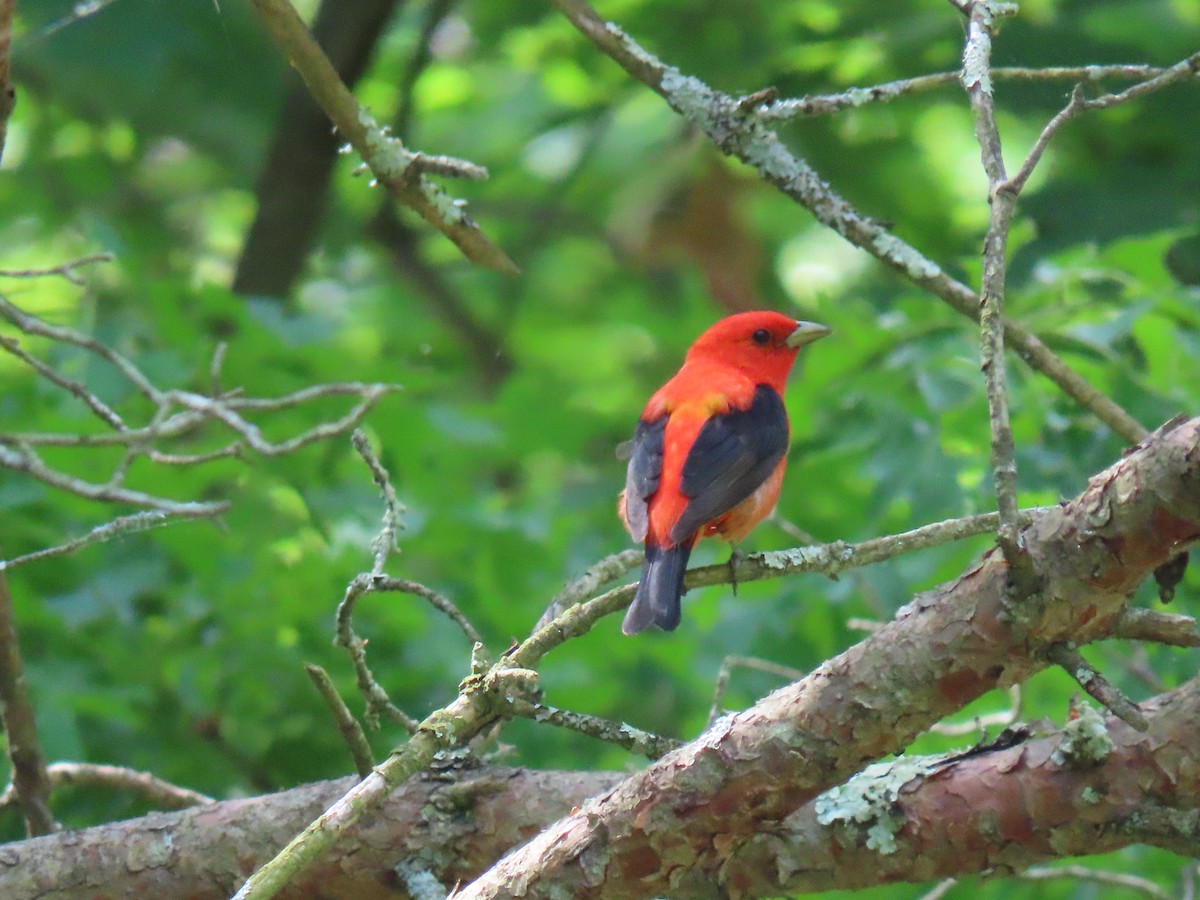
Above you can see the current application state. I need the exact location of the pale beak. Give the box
[786,320,832,349]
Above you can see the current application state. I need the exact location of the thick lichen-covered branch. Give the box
[458,416,1200,898]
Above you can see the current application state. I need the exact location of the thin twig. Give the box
[707,655,805,726]
[0,506,229,572]
[209,341,229,396]
[1020,864,1172,899]
[335,574,420,733]
[0,569,55,836]
[305,664,374,778]
[246,0,517,274]
[930,685,1021,737]
[960,0,1037,588]
[351,429,405,577]
[0,296,161,400]
[549,0,1151,445]
[0,334,126,430]
[1000,52,1200,197]
[231,664,539,900]
[376,577,483,646]
[915,879,959,900]
[533,548,644,633]
[0,443,228,513]
[757,64,1191,119]
[1046,644,1148,732]
[1183,862,1197,900]
[0,761,214,813]
[167,386,396,456]
[507,699,679,759]
[334,573,482,728]
[0,252,114,283]
[1112,607,1200,647]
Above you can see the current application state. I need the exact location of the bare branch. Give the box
[960,1,1035,586]
[550,0,1149,444]
[246,0,518,274]
[376,577,484,646]
[0,296,161,400]
[0,443,230,514]
[0,761,213,813]
[304,664,374,778]
[707,655,805,726]
[757,64,1192,119]
[231,663,539,900]
[1113,607,1200,647]
[351,429,405,577]
[0,333,125,429]
[507,699,679,759]
[533,548,643,632]
[335,574,421,733]
[1020,864,1172,899]
[929,684,1022,737]
[166,385,396,457]
[0,506,229,572]
[1001,51,1200,197]
[0,252,115,283]
[458,417,1200,898]
[1046,644,1149,732]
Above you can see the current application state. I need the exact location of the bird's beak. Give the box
[786,320,832,349]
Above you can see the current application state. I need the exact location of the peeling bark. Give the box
[735,676,1200,894]
[7,419,1200,899]
[459,417,1200,899]
[0,768,620,900]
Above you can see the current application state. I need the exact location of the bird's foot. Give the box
[728,547,744,595]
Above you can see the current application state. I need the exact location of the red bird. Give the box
[619,311,830,634]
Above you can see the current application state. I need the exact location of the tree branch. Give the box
[729,677,1200,895]
[1000,51,1200,197]
[756,63,1199,119]
[550,0,1151,444]
[960,0,1031,581]
[0,761,214,813]
[9,673,1200,897]
[0,767,623,898]
[247,0,518,275]
[232,0,399,298]
[1,294,398,522]
[458,416,1200,898]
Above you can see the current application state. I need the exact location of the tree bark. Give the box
[459,416,1200,898]
[7,418,1200,899]
[6,679,1200,898]
[0,768,620,899]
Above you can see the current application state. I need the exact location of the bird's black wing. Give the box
[622,415,667,542]
[668,385,788,544]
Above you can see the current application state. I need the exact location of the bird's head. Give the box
[684,311,831,388]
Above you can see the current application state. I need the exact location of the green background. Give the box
[2,0,1199,895]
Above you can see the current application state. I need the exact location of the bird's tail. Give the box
[622,541,693,634]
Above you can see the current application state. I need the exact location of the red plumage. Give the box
[619,311,830,634]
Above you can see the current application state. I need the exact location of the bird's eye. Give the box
[751,328,771,345]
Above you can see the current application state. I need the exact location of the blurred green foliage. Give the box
[2,0,1199,895]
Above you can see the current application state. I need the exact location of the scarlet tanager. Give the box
[619,311,831,634]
